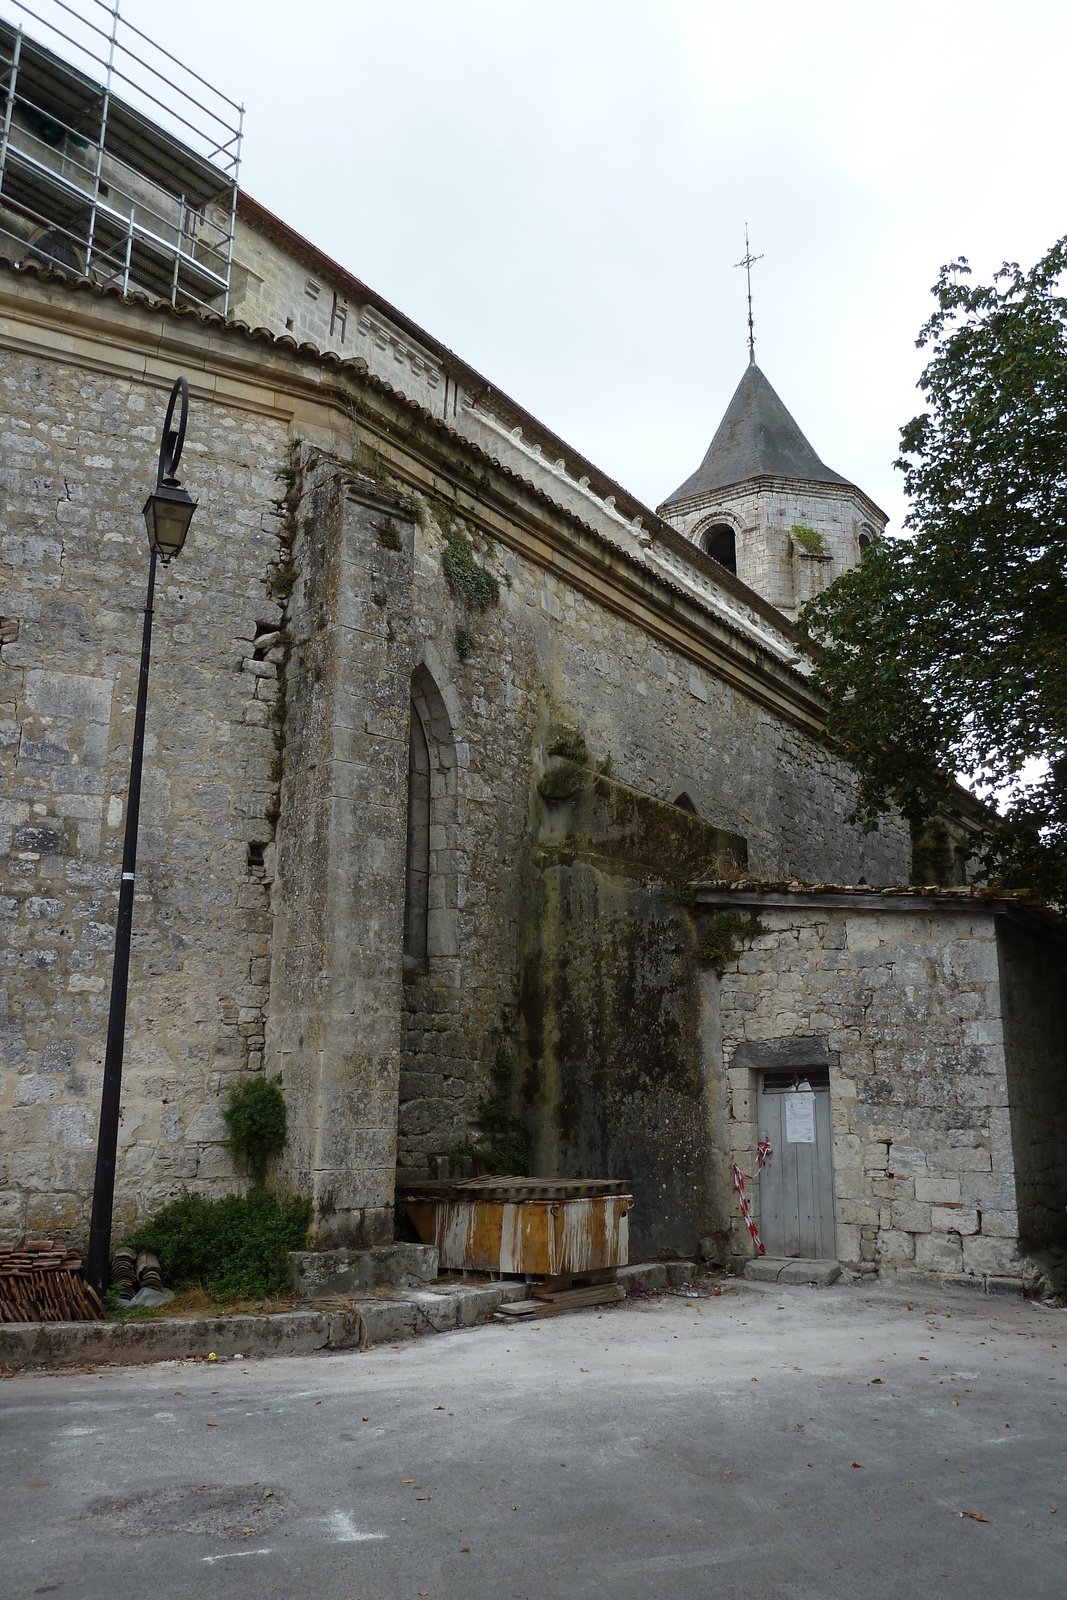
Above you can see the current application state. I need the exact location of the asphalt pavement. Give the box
[2,1278,1065,1599]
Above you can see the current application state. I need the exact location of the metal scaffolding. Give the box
[0,0,242,312]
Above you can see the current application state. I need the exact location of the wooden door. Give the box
[756,1069,836,1259]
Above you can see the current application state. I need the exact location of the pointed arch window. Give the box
[403,701,430,966]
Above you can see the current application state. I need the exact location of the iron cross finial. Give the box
[734,226,764,365]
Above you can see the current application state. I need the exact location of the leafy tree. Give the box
[799,237,1067,903]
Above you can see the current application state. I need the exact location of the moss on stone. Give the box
[443,532,500,609]
[548,724,588,764]
[696,912,763,975]
[538,760,584,804]
[791,523,825,555]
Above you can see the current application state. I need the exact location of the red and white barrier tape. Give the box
[733,1137,773,1256]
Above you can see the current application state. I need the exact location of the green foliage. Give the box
[378,517,403,551]
[445,1139,474,1177]
[548,724,588,764]
[791,523,825,555]
[442,532,500,609]
[455,625,475,660]
[799,236,1067,905]
[664,881,697,907]
[475,1044,527,1175]
[122,1188,313,1300]
[697,913,763,976]
[224,1075,288,1185]
[596,752,614,778]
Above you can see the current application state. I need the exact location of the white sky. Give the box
[77,2,1067,528]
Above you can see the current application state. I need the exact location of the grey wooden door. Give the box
[756,1070,836,1259]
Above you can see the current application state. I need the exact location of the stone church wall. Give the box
[389,484,909,1185]
[0,354,290,1244]
[0,279,910,1248]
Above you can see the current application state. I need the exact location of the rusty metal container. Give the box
[400,1177,631,1276]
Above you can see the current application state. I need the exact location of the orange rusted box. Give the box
[400,1177,631,1276]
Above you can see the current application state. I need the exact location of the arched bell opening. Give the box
[703,523,737,575]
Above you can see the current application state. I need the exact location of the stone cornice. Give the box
[693,882,1065,941]
[662,472,889,529]
[0,264,829,735]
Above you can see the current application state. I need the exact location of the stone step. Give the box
[288,1243,438,1297]
[744,1257,842,1287]
[617,1260,698,1293]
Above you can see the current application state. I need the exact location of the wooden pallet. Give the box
[497,1267,624,1320]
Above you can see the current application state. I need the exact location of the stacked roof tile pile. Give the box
[0,1239,104,1323]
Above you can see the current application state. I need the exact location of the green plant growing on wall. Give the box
[378,517,403,550]
[474,1044,528,1175]
[455,625,475,660]
[537,763,584,804]
[791,523,825,555]
[548,724,588,764]
[224,1075,288,1185]
[443,532,500,609]
[697,912,763,976]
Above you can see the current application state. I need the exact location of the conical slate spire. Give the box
[661,363,850,507]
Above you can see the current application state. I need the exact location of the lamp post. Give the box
[85,377,197,1298]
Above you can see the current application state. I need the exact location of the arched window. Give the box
[673,792,698,815]
[403,701,430,966]
[403,664,458,971]
[858,525,874,553]
[703,523,737,575]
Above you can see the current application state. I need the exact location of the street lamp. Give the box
[86,377,197,1298]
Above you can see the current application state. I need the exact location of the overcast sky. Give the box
[53,1,1067,529]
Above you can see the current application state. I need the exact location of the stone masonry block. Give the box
[978,1208,1019,1239]
[931,1205,979,1235]
[835,1223,861,1263]
[914,1233,962,1272]
[915,1177,961,1204]
[962,1234,1019,1275]
[891,1201,931,1233]
[879,1229,915,1265]
[928,1146,992,1173]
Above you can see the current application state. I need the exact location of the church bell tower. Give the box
[656,359,887,623]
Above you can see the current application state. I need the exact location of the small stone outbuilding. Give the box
[696,883,1067,1289]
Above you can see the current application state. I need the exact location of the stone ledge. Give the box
[0,1279,529,1371]
[617,1261,697,1293]
[744,1257,842,1287]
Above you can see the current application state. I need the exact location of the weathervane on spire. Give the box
[735,226,763,365]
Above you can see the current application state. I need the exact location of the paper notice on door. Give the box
[785,1083,816,1144]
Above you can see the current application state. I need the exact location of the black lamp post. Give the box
[85,377,197,1298]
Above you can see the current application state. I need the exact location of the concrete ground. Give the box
[2,1278,1065,1600]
